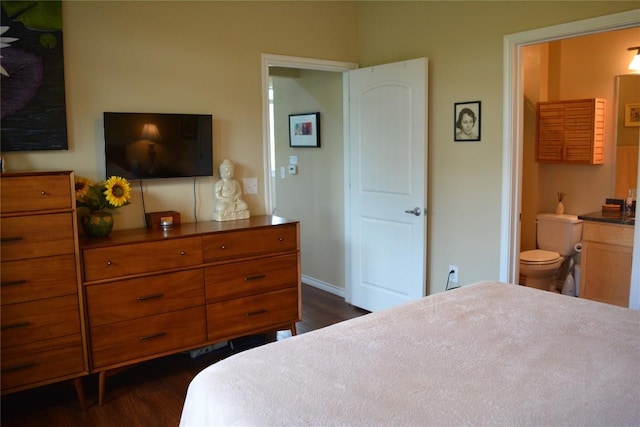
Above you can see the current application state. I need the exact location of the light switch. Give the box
[288,164,298,175]
[280,166,286,179]
[289,155,298,165]
[242,177,258,194]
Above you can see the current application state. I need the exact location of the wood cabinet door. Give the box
[581,241,631,307]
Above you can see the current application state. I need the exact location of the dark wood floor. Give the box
[1,284,368,427]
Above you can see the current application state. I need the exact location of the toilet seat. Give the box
[520,249,563,265]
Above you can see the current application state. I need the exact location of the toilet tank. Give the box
[536,213,583,256]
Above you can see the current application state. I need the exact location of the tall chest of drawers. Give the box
[0,171,88,401]
[79,216,301,404]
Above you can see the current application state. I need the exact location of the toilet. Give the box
[519,213,583,292]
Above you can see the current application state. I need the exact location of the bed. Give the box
[180,281,640,426]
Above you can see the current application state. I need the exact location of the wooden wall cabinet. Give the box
[579,221,632,307]
[0,171,88,403]
[79,216,301,404]
[536,98,605,164]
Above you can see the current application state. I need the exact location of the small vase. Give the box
[81,211,114,238]
[555,201,565,215]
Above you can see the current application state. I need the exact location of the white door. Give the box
[349,58,428,312]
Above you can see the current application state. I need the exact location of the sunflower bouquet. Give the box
[75,176,132,212]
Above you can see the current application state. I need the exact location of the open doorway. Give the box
[261,55,357,298]
[500,10,640,309]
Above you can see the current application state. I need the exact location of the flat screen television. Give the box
[104,112,213,180]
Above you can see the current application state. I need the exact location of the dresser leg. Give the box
[290,323,297,336]
[98,371,107,406]
[73,377,86,409]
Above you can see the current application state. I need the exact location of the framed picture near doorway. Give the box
[454,101,481,141]
[289,112,321,147]
[624,103,640,127]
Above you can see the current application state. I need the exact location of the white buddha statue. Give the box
[213,159,250,221]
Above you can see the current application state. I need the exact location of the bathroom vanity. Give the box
[577,211,633,307]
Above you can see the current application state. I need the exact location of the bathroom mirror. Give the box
[614,74,640,199]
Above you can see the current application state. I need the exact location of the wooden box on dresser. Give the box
[79,216,301,404]
[0,171,88,405]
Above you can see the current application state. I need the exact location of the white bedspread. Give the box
[180,281,640,426]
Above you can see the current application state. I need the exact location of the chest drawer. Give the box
[0,213,75,261]
[1,295,81,348]
[82,237,203,282]
[203,224,298,262]
[90,306,206,368]
[1,334,85,391]
[86,269,205,327]
[207,287,299,342]
[1,254,78,305]
[0,174,72,214]
[205,253,298,303]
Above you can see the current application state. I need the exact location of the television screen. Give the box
[104,112,213,180]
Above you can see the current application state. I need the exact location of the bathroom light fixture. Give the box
[628,46,640,71]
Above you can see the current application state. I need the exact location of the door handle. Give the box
[404,207,422,216]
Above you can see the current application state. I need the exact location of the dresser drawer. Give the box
[0,213,75,261]
[1,254,78,305]
[0,174,72,214]
[1,295,81,348]
[207,288,299,342]
[1,334,85,391]
[205,253,298,303]
[203,224,298,262]
[90,307,206,368]
[82,237,203,282]
[86,269,205,327]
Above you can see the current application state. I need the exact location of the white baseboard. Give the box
[302,275,345,298]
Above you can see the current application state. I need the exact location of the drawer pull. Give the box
[279,237,284,241]
[1,236,23,243]
[2,321,31,330]
[140,332,167,341]
[40,191,49,196]
[220,245,227,250]
[246,309,268,317]
[1,279,27,287]
[136,293,164,301]
[2,362,35,372]
[180,250,186,255]
[106,261,112,266]
[244,274,266,282]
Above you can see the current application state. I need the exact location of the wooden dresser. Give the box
[0,171,88,403]
[79,216,301,404]
[536,98,605,164]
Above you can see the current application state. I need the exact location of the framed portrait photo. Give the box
[625,103,640,127]
[289,112,321,147]
[454,101,481,141]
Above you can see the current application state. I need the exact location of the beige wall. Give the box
[356,2,638,292]
[3,1,358,229]
[3,1,638,295]
[272,70,345,290]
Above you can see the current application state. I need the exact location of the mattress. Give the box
[180,281,640,426]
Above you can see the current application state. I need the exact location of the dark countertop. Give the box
[578,211,635,226]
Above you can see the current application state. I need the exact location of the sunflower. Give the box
[103,176,132,208]
[75,176,93,202]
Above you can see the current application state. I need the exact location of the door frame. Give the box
[500,9,640,308]
[260,54,358,297]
